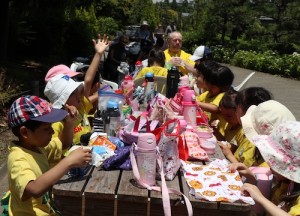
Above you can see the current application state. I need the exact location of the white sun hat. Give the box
[44,74,83,109]
[252,121,300,184]
[241,100,296,142]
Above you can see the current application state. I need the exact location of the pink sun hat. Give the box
[45,64,82,82]
[252,121,300,184]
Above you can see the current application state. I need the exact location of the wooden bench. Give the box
[53,144,252,216]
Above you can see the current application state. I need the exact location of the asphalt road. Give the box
[227,64,300,120]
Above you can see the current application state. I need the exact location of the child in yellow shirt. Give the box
[5,95,92,216]
[230,121,300,216]
[44,34,109,146]
[195,61,234,136]
[216,89,256,167]
[135,49,168,79]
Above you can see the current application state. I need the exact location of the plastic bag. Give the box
[98,90,125,111]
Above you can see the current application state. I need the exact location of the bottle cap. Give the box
[107,101,118,109]
[145,72,154,78]
[135,60,142,66]
[124,75,133,81]
[114,89,123,94]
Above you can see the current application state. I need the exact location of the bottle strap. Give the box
[130,144,193,216]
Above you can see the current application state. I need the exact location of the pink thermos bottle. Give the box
[136,133,157,186]
[182,101,197,126]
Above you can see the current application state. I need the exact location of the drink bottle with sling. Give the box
[166,66,180,98]
[136,133,157,186]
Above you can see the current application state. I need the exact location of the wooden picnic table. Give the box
[52,144,252,216]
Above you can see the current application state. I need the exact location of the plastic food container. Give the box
[200,140,216,154]
[193,124,213,139]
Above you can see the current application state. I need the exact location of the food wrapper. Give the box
[181,159,255,205]
[89,133,116,151]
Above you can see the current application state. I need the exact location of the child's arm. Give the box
[59,105,78,149]
[241,183,290,216]
[197,101,219,114]
[84,34,110,101]
[22,147,92,200]
[219,141,239,164]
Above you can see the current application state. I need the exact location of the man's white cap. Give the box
[190,46,205,61]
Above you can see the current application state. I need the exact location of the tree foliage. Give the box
[0,0,299,65]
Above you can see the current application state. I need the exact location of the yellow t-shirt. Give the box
[164,49,195,75]
[269,182,300,216]
[225,125,256,167]
[289,196,300,216]
[52,96,93,145]
[135,66,168,80]
[196,91,226,136]
[7,138,62,216]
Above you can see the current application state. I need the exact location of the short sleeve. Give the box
[8,153,37,200]
[51,121,64,138]
[234,131,256,167]
[289,196,300,216]
[44,137,63,168]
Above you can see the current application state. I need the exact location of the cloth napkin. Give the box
[181,159,255,205]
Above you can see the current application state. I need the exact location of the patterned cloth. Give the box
[181,159,254,204]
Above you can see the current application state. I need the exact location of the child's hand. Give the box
[67,147,92,168]
[229,162,256,184]
[93,34,110,54]
[63,104,79,126]
[218,141,232,157]
[241,183,264,202]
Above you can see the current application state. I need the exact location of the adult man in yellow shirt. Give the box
[164,31,195,75]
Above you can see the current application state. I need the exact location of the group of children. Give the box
[3,29,300,216]
[192,58,299,215]
[3,34,109,215]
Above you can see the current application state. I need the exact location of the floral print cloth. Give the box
[181,159,255,204]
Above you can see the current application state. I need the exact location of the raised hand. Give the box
[93,34,110,54]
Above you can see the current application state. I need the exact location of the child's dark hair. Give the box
[220,88,238,109]
[195,60,219,77]
[235,87,272,113]
[11,120,44,137]
[199,61,234,91]
[148,49,165,67]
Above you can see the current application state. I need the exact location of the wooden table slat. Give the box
[84,168,120,199]
[52,166,93,197]
[117,170,149,203]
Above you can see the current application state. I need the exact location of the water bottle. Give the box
[121,75,134,101]
[132,60,143,78]
[105,101,121,136]
[182,101,197,126]
[144,72,155,107]
[166,66,180,98]
[136,133,157,186]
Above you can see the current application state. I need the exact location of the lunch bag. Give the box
[152,119,181,181]
[179,130,209,161]
[119,114,155,145]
